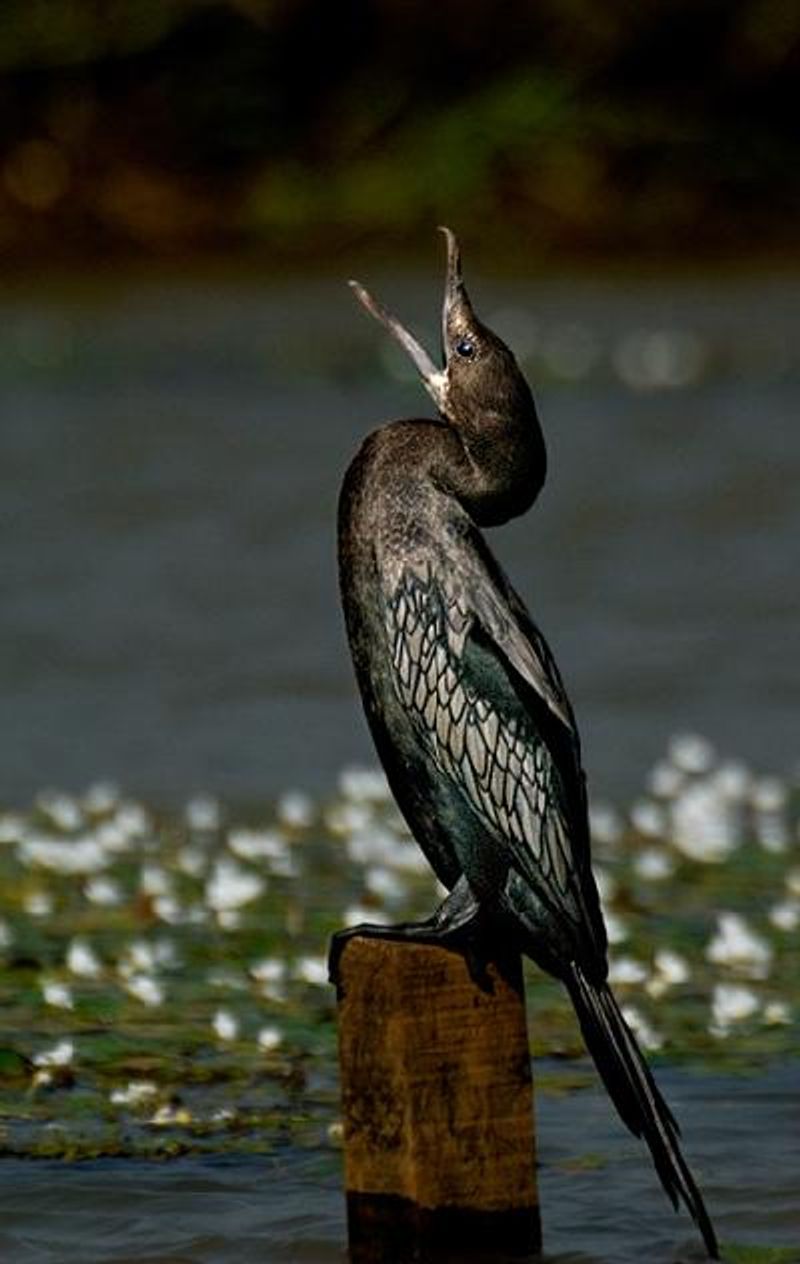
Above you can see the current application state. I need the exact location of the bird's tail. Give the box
[566,963,719,1260]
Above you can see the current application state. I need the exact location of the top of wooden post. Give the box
[334,934,540,1259]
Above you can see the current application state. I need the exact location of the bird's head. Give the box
[349,226,537,436]
[349,228,545,522]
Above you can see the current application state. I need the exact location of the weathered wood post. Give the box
[333,935,541,1262]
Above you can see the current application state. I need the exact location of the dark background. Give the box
[2,0,799,267]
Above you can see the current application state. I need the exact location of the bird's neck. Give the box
[430,410,546,528]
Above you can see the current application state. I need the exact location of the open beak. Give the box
[438,224,473,356]
[348,277,446,410]
[349,225,469,414]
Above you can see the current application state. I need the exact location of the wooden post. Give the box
[333,935,540,1262]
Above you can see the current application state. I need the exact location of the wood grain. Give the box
[335,935,540,1260]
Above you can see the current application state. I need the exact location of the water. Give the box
[0,1062,797,1262]
[1,267,798,807]
[1,267,798,1262]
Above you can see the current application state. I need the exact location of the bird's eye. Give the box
[455,338,475,359]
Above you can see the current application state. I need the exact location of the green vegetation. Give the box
[723,1247,800,1263]
[0,763,796,1158]
[1,1,798,263]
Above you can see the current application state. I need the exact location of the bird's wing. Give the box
[384,560,599,939]
[440,546,576,734]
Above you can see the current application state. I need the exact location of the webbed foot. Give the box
[328,875,495,991]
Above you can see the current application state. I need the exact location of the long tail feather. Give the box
[567,963,719,1259]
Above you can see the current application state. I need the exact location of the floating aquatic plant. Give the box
[0,733,796,1157]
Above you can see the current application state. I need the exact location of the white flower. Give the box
[257,1025,282,1052]
[250,956,288,1001]
[95,820,132,853]
[762,1001,791,1026]
[140,865,172,897]
[346,826,412,868]
[110,1080,158,1105]
[34,1039,74,1067]
[21,832,108,874]
[670,782,739,862]
[647,761,684,799]
[706,913,772,979]
[114,802,150,838]
[0,813,26,844]
[755,814,789,854]
[213,1009,238,1041]
[608,957,648,986]
[646,948,691,997]
[118,938,174,977]
[327,802,372,838]
[153,896,184,924]
[276,790,314,830]
[294,955,328,986]
[205,859,264,912]
[36,790,83,832]
[84,875,122,906]
[67,937,102,978]
[629,799,665,838]
[42,979,74,1009]
[604,912,628,945]
[149,1102,191,1126]
[24,890,53,917]
[185,794,220,832]
[364,865,407,905]
[389,844,430,875]
[249,957,285,984]
[588,802,623,847]
[769,901,800,932]
[227,829,298,877]
[711,762,752,800]
[710,983,759,1035]
[751,775,789,853]
[122,940,156,974]
[653,948,690,985]
[228,828,286,862]
[668,733,715,774]
[125,975,164,1007]
[750,776,787,813]
[634,847,675,882]
[338,766,391,803]
[177,845,207,877]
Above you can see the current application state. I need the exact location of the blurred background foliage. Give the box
[1,0,798,266]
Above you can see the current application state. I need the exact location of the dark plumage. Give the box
[336,228,718,1259]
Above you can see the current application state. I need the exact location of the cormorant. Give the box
[335,227,718,1259]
